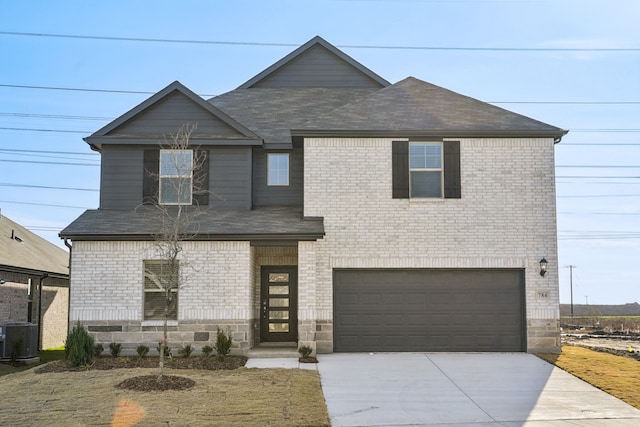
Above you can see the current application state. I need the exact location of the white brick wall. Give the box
[303,137,560,351]
[70,241,252,322]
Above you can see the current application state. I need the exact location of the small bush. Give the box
[298,345,313,358]
[136,345,150,358]
[157,341,172,358]
[214,327,232,361]
[109,342,122,358]
[94,343,104,358]
[65,321,95,367]
[201,345,214,357]
[178,344,194,358]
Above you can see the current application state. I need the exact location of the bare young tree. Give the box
[142,122,208,380]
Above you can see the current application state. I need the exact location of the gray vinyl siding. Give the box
[252,141,303,206]
[110,91,242,138]
[100,146,144,209]
[100,145,252,210]
[251,45,383,88]
[210,147,252,210]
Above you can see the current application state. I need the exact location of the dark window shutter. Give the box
[443,141,461,199]
[192,149,209,206]
[143,150,159,205]
[392,141,409,199]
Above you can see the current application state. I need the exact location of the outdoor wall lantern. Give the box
[539,258,548,277]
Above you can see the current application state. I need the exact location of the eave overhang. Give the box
[291,129,569,143]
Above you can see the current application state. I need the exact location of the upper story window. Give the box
[409,143,442,198]
[159,149,193,204]
[392,140,461,199]
[267,153,289,186]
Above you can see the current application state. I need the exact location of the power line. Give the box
[2,84,640,105]
[557,194,640,198]
[556,165,640,168]
[0,112,113,121]
[3,125,640,136]
[0,200,91,209]
[2,31,639,52]
[0,159,99,166]
[0,148,98,156]
[0,83,217,97]
[0,127,89,134]
[0,183,98,192]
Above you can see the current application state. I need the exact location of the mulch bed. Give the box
[34,355,248,391]
[35,355,247,374]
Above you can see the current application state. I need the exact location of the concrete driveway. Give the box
[317,353,640,427]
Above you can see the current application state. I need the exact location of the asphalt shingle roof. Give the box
[293,77,566,137]
[209,88,377,146]
[60,207,324,240]
[0,215,69,276]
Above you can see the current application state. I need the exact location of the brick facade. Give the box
[70,240,254,354]
[302,137,561,353]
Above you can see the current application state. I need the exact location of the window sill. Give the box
[142,320,179,327]
[408,198,446,204]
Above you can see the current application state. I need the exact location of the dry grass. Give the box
[0,366,330,426]
[537,345,640,409]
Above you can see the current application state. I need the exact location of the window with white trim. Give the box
[144,260,178,321]
[267,153,289,186]
[409,142,443,198]
[159,149,193,204]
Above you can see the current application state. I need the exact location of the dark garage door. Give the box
[334,269,525,352]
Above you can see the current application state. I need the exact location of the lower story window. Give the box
[144,260,179,320]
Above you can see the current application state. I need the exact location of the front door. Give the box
[260,266,297,342]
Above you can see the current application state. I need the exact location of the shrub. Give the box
[298,345,313,358]
[136,345,150,358]
[157,341,172,358]
[65,321,95,367]
[178,344,194,358]
[94,343,104,358]
[109,342,122,358]
[214,327,232,361]
[201,345,214,357]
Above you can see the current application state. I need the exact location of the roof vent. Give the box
[10,229,23,242]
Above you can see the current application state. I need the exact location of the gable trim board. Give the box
[238,36,390,89]
[85,81,262,150]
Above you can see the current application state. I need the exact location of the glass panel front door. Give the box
[260,266,297,342]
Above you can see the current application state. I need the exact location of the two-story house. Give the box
[61,36,567,355]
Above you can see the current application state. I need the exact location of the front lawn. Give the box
[537,345,640,409]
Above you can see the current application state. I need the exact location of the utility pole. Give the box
[564,265,577,318]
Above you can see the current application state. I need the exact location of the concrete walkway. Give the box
[317,353,640,427]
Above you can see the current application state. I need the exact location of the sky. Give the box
[0,0,638,305]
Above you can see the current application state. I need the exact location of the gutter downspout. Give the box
[37,273,48,350]
[64,238,72,338]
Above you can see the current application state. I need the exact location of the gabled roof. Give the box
[292,77,568,140]
[85,81,261,149]
[0,214,69,278]
[238,36,390,89]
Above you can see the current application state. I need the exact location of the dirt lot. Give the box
[0,364,329,426]
[563,334,640,353]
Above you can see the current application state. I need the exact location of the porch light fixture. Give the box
[539,258,548,277]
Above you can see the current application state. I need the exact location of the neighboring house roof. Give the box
[238,36,390,89]
[0,214,69,278]
[85,81,262,150]
[291,77,568,140]
[60,207,324,241]
[209,88,377,148]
